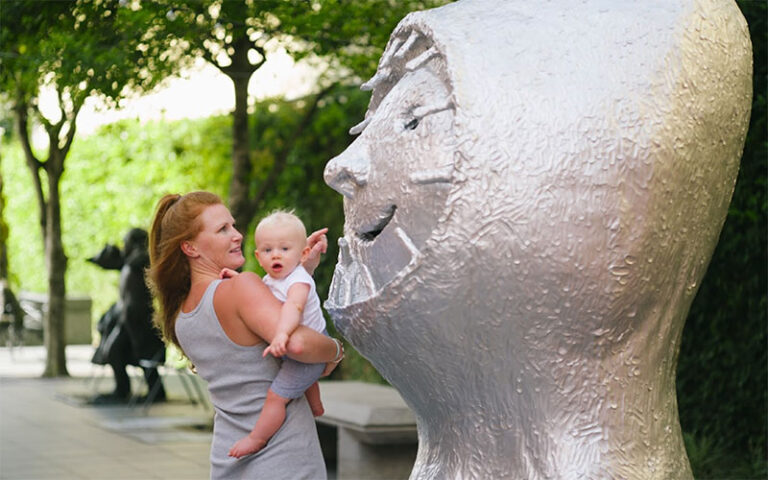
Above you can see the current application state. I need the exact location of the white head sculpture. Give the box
[324,0,752,478]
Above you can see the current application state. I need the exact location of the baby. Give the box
[224,210,333,458]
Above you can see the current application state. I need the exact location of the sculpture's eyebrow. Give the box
[405,46,439,72]
[379,33,406,65]
[348,97,454,137]
[361,30,421,91]
[409,166,453,185]
[412,98,454,119]
[349,117,371,135]
[351,27,453,137]
[361,67,391,92]
[393,30,420,59]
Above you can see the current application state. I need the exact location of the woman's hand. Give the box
[303,228,328,275]
[321,338,344,377]
[322,362,339,377]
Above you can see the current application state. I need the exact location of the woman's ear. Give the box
[181,240,198,258]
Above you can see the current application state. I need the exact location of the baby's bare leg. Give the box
[305,381,324,417]
[228,389,290,458]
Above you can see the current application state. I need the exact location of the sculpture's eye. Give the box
[404,118,419,130]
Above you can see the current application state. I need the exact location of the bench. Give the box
[18,292,92,345]
[317,381,418,480]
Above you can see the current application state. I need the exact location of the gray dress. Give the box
[176,279,327,480]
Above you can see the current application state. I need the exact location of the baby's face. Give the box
[254,225,307,279]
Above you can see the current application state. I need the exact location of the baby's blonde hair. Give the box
[254,209,307,244]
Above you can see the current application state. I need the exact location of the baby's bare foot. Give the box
[229,435,267,458]
[310,402,324,417]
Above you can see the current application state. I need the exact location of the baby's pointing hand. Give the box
[263,333,289,358]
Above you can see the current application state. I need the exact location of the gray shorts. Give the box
[270,330,328,399]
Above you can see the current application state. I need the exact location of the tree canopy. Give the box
[0,0,185,375]
[147,0,450,234]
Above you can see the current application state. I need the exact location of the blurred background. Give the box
[1,1,764,477]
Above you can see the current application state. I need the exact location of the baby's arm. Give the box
[263,282,310,358]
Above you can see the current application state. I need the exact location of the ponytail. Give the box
[147,192,221,353]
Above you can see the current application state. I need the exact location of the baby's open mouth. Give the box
[357,205,396,242]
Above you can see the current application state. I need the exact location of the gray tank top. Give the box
[176,279,326,479]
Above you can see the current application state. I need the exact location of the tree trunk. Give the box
[14,100,68,375]
[229,73,253,234]
[249,86,334,210]
[13,100,47,237]
[0,170,8,279]
[42,150,68,377]
[14,92,79,377]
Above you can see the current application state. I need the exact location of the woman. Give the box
[147,191,342,479]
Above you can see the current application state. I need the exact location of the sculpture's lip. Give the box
[356,205,396,242]
[325,229,424,314]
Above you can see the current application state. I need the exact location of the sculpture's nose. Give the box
[324,141,370,199]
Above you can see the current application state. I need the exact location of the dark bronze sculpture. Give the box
[89,228,166,404]
[0,279,24,347]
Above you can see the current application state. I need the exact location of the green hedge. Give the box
[2,115,232,318]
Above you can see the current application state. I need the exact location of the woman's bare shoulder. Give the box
[230,271,265,287]
[219,272,270,300]
[213,273,271,344]
[217,272,279,340]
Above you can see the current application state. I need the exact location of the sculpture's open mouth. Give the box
[357,205,396,242]
[326,202,413,312]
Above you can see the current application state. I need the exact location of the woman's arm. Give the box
[226,272,282,338]
[285,326,340,364]
[227,273,339,364]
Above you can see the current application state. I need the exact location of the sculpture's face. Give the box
[324,65,455,308]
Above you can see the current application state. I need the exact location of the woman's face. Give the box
[189,203,245,270]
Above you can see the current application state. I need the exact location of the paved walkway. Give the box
[0,345,213,479]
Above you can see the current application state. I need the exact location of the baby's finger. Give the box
[307,228,329,248]
[311,240,326,255]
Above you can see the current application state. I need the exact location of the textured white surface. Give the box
[324,0,752,478]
